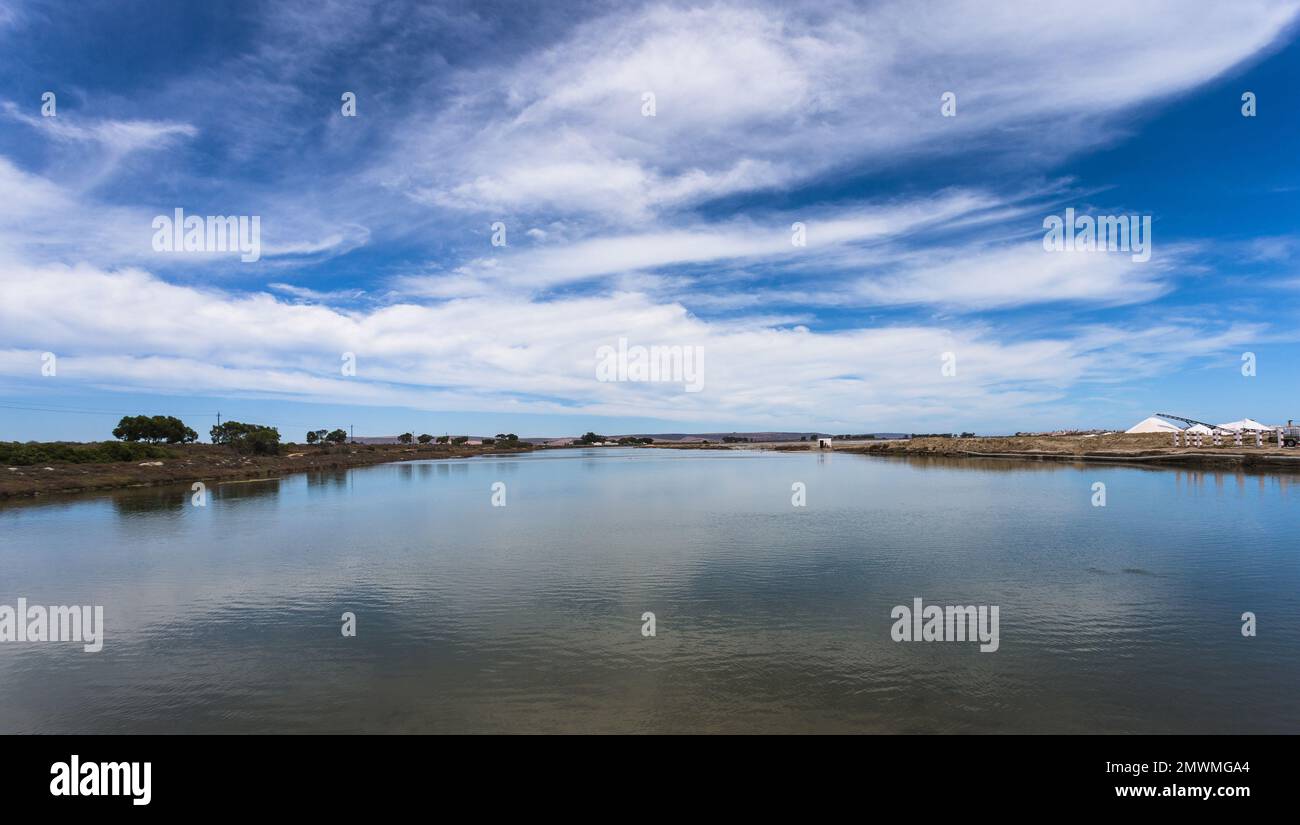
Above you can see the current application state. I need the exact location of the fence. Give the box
[1173,430,1270,448]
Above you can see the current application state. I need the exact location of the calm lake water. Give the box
[1,447,1297,733]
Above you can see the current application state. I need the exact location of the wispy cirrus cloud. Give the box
[1,101,196,154]
[378,0,1299,225]
[0,0,1297,434]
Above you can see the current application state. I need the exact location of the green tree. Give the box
[435,435,449,444]
[398,432,413,444]
[210,421,281,455]
[417,433,433,444]
[325,429,348,444]
[113,415,196,444]
[451,436,469,445]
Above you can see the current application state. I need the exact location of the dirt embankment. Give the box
[647,433,1300,470]
[839,434,1300,470]
[0,442,537,499]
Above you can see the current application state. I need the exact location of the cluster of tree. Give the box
[576,432,608,444]
[398,433,414,444]
[418,434,433,444]
[722,436,752,443]
[112,415,197,444]
[617,436,653,445]
[305,429,348,445]
[211,421,281,454]
[495,433,519,442]
[907,432,975,439]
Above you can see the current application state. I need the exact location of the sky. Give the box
[1,0,1299,441]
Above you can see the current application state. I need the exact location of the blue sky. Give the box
[1,0,1298,441]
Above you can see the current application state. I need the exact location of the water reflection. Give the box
[306,470,350,491]
[211,477,283,503]
[1,448,1297,733]
[108,486,187,516]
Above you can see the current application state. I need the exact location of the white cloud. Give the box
[398,190,997,294]
[852,244,1179,310]
[380,0,1299,221]
[0,156,368,268]
[1,101,197,154]
[0,0,1295,433]
[0,259,1269,430]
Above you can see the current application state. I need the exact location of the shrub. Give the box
[0,441,173,466]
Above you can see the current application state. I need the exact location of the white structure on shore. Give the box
[1126,415,1275,435]
[1218,418,1269,432]
[1125,416,1182,434]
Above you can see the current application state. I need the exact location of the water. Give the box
[1,448,1297,733]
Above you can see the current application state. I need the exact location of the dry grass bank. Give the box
[0,441,536,499]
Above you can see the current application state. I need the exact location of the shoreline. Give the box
[839,434,1300,471]
[0,442,537,501]
[847,446,1300,471]
[649,435,1300,472]
[8,434,1300,500]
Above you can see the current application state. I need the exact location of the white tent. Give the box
[1218,418,1268,432]
[1185,423,1214,434]
[1126,416,1183,434]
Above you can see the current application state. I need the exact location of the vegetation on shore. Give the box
[1,414,537,499]
[576,432,654,445]
[1,440,536,499]
[13,416,1296,500]
[0,440,174,467]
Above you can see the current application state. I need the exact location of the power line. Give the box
[0,402,344,434]
[0,402,214,417]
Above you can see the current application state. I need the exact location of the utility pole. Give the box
[350,424,354,443]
